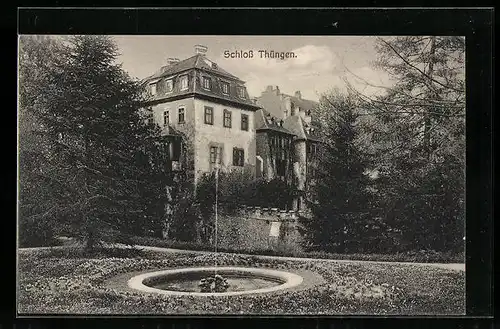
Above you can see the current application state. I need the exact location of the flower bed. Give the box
[17,247,465,315]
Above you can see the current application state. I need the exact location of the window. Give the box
[204,106,213,125]
[150,83,157,95]
[165,79,173,92]
[222,82,230,94]
[179,75,188,90]
[163,110,169,126]
[210,146,222,165]
[237,86,246,98]
[169,138,181,161]
[307,143,317,157]
[202,76,211,90]
[233,148,244,167]
[284,110,288,117]
[276,159,287,177]
[144,107,153,125]
[178,107,185,123]
[223,109,232,128]
[241,114,249,131]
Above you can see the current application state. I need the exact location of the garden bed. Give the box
[17,247,465,315]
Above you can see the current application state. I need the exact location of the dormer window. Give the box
[179,75,188,91]
[150,83,157,95]
[237,86,246,98]
[202,76,211,90]
[222,82,230,94]
[165,79,173,93]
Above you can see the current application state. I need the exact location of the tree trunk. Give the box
[86,225,96,252]
[423,36,437,157]
[83,126,96,252]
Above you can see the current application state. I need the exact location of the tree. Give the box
[346,36,465,252]
[18,36,67,247]
[22,35,171,251]
[300,89,375,253]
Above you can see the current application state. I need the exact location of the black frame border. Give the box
[11,6,494,328]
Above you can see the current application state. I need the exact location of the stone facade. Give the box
[255,86,322,210]
[142,46,260,184]
[143,47,322,195]
[192,98,256,182]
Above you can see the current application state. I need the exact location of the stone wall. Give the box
[215,204,309,253]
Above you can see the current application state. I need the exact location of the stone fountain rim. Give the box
[127,266,304,297]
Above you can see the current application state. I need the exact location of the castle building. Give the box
[142,46,321,210]
[141,45,260,183]
[255,86,321,210]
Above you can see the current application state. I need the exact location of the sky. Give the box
[113,36,393,101]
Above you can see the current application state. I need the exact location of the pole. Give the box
[214,162,218,275]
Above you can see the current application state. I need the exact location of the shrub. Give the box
[248,178,295,210]
[18,216,61,248]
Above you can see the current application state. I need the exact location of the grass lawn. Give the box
[17,247,465,315]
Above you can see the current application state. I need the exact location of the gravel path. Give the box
[19,243,465,272]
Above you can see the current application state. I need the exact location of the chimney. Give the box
[275,86,280,95]
[304,111,312,125]
[298,107,306,118]
[160,58,180,73]
[167,57,180,66]
[194,44,208,56]
[294,91,302,99]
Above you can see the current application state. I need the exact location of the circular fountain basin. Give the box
[128,266,304,296]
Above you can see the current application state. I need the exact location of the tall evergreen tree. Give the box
[24,35,171,250]
[18,36,66,246]
[301,90,374,253]
[348,36,465,252]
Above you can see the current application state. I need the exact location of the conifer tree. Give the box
[301,90,374,253]
[348,36,465,252]
[26,35,171,250]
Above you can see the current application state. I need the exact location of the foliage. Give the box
[247,178,295,209]
[346,36,465,253]
[18,36,67,247]
[196,169,295,217]
[300,89,378,253]
[166,174,199,242]
[18,35,172,250]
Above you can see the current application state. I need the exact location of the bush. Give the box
[18,217,61,248]
[247,178,295,210]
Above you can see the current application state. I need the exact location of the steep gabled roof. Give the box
[255,109,295,135]
[287,95,318,114]
[282,115,323,142]
[283,115,306,139]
